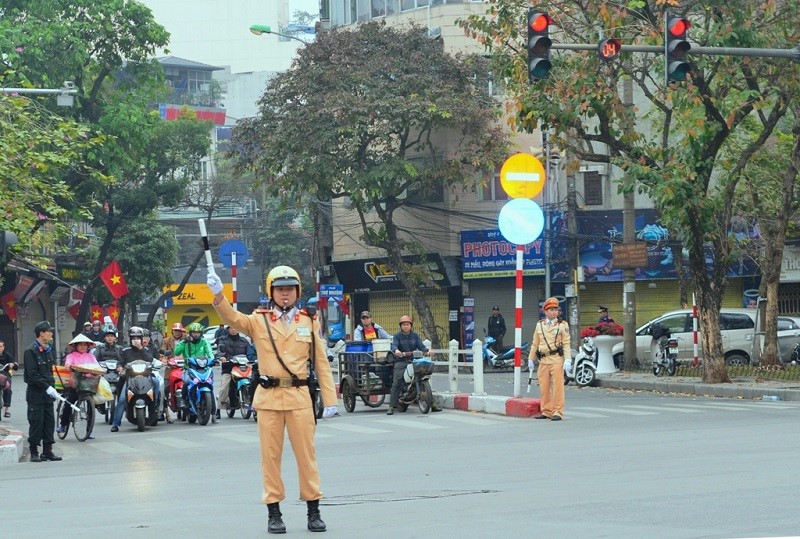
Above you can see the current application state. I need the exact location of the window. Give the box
[583,171,602,206]
[372,0,385,17]
[480,167,509,202]
[777,318,799,331]
[721,313,754,330]
[641,314,689,336]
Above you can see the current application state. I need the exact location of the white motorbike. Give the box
[564,337,598,387]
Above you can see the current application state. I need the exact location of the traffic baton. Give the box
[198,218,214,268]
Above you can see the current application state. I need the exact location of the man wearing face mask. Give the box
[110,326,155,432]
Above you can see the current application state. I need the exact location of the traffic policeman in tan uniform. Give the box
[208,265,337,534]
[528,297,571,421]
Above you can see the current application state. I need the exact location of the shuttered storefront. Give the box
[367,289,450,346]
[468,278,546,342]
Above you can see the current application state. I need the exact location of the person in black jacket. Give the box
[487,306,506,353]
[23,321,62,462]
[387,315,431,416]
[110,327,155,432]
[0,339,19,419]
[215,326,250,418]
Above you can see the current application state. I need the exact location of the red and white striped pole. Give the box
[513,245,524,396]
[692,292,699,366]
[231,252,238,311]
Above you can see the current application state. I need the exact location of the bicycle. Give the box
[55,367,101,442]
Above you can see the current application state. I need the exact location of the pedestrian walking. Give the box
[23,321,62,462]
[528,298,571,421]
[0,339,18,419]
[208,264,337,534]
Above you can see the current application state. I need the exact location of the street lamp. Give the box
[249,24,309,45]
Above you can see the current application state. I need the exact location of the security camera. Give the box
[63,81,75,89]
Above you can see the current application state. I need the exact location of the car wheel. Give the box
[725,353,749,366]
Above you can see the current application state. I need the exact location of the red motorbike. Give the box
[227,355,254,420]
[166,356,186,420]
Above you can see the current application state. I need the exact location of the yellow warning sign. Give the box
[500,153,546,199]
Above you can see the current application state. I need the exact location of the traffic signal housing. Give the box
[527,10,552,82]
[598,38,621,62]
[665,12,691,83]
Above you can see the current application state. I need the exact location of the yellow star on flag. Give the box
[92,309,101,318]
[5,299,14,308]
[111,274,121,285]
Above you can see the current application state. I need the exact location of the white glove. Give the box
[322,406,338,418]
[528,359,535,371]
[46,386,59,399]
[207,270,223,295]
[564,359,572,372]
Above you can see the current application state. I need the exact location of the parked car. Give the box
[774,316,800,363]
[612,308,761,366]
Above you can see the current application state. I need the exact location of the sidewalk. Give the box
[0,422,24,466]
[431,370,800,419]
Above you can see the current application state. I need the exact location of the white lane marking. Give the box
[208,432,259,444]
[318,423,391,434]
[565,411,608,418]
[621,405,703,414]
[664,403,742,411]
[571,407,657,416]
[87,441,139,454]
[425,413,505,425]
[374,419,447,430]
[151,437,204,449]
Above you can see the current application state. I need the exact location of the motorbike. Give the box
[165,355,186,420]
[649,323,678,376]
[482,336,531,372]
[124,358,163,432]
[396,351,434,414]
[226,355,253,420]
[97,359,120,424]
[564,337,598,387]
[184,356,216,425]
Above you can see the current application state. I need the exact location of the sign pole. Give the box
[513,244,524,397]
[232,251,237,311]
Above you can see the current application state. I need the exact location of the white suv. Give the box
[611,308,758,366]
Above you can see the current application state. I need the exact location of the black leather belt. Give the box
[258,377,309,389]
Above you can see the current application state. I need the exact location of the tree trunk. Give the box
[145,249,205,328]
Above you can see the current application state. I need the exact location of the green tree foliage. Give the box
[233,21,509,347]
[0,93,103,274]
[461,0,800,381]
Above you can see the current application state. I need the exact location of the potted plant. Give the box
[580,322,623,373]
[580,322,624,338]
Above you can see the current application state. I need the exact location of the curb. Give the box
[0,429,24,465]
[434,392,541,418]
[594,378,800,402]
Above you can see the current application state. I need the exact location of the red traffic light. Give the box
[598,38,622,62]
[529,13,552,33]
[668,17,690,37]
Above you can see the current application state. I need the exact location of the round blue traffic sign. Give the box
[219,240,249,269]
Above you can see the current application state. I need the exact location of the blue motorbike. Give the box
[483,336,530,372]
[183,356,216,425]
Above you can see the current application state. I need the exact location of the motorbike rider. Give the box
[387,315,431,416]
[81,321,93,339]
[208,264,337,533]
[87,319,104,342]
[215,325,250,419]
[174,322,215,421]
[353,311,390,341]
[94,324,123,363]
[0,339,19,419]
[110,326,156,432]
[141,329,161,359]
[159,322,185,423]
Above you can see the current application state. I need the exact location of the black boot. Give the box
[41,442,62,461]
[29,446,42,463]
[307,499,326,532]
[267,502,286,534]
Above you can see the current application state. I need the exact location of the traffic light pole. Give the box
[552,43,800,61]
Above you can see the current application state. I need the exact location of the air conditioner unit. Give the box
[321,265,334,277]
[579,164,609,175]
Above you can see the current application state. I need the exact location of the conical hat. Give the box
[68,333,97,348]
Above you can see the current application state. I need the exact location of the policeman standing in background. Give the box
[487,306,506,352]
[208,265,337,534]
[598,306,614,324]
[23,321,62,462]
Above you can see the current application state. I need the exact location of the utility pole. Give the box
[621,74,638,370]
[566,162,579,347]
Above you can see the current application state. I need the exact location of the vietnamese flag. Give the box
[90,304,103,322]
[67,301,82,320]
[100,259,129,299]
[1,291,17,322]
[105,301,120,326]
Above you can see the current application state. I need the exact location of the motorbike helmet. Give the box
[186,322,204,343]
[129,326,144,339]
[142,329,151,338]
[266,265,301,299]
[102,323,117,337]
[399,315,413,327]
[171,322,185,332]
